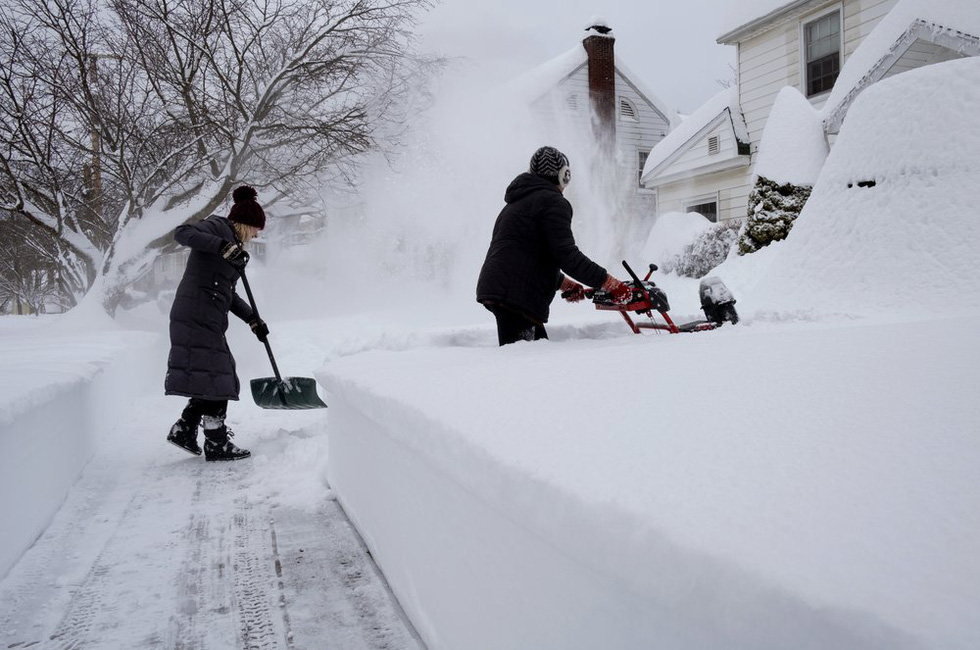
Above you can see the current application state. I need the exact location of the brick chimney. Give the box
[583,22,616,146]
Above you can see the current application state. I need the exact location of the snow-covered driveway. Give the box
[0,323,426,650]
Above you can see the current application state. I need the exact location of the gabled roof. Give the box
[821,0,980,133]
[716,0,828,44]
[640,87,749,186]
[611,58,674,126]
[503,45,588,106]
[500,37,674,126]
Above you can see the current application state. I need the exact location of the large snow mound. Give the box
[753,86,827,186]
[715,57,980,319]
[641,211,714,266]
[321,318,980,649]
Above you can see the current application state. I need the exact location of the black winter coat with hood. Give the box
[476,173,607,323]
[165,215,255,400]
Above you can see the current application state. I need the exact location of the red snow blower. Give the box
[567,260,739,334]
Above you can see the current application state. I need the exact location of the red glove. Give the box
[602,275,632,305]
[560,279,586,303]
[609,282,633,305]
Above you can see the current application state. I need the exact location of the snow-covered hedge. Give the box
[665,219,741,277]
[737,175,812,254]
[737,86,827,256]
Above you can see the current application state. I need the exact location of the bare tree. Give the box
[0,0,109,306]
[716,63,738,89]
[1,0,437,315]
[0,214,77,313]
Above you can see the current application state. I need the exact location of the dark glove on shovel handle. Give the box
[249,318,269,341]
[221,242,250,269]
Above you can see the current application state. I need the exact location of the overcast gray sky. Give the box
[417,0,746,114]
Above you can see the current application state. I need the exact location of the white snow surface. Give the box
[641,210,714,265]
[716,57,980,319]
[1,34,979,650]
[754,86,828,185]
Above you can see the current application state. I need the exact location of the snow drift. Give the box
[318,56,980,650]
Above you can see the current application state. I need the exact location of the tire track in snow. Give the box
[231,503,287,650]
[1,416,424,650]
[45,474,186,649]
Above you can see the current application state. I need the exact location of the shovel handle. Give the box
[237,268,283,383]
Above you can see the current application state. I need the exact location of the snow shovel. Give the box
[237,268,327,410]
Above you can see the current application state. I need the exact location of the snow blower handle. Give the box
[622,260,645,287]
[237,269,283,384]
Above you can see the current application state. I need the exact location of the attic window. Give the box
[708,135,720,155]
[619,97,638,122]
[566,94,580,112]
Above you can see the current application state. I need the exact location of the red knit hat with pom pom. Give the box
[228,185,266,230]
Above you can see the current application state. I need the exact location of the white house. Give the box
[641,0,980,223]
[506,22,675,219]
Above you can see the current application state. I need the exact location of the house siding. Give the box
[532,62,668,222]
[737,0,897,149]
[677,0,900,228]
[539,65,669,163]
[665,118,740,178]
[655,167,751,224]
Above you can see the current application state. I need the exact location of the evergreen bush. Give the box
[737,175,812,255]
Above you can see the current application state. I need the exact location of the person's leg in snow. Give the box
[166,398,212,456]
[199,400,251,461]
[488,304,548,346]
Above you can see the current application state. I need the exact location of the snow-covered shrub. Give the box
[737,175,812,255]
[640,211,713,269]
[665,220,742,278]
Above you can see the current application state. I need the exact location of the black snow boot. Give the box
[167,418,202,456]
[203,426,251,462]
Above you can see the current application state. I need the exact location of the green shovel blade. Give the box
[250,376,328,410]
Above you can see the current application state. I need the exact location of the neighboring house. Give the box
[507,22,675,218]
[642,0,980,222]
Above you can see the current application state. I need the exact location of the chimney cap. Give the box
[584,18,613,37]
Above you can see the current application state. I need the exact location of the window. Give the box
[638,150,650,187]
[686,201,718,223]
[620,97,638,122]
[566,94,580,112]
[708,135,720,155]
[804,10,841,97]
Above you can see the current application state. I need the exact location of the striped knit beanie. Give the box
[529,146,571,190]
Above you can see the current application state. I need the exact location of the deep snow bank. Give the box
[320,319,979,650]
[0,319,158,578]
[715,57,980,319]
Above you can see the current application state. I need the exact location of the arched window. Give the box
[619,97,638,122]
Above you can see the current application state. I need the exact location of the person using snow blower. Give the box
[164,185,270,461]
[477,146,631,345]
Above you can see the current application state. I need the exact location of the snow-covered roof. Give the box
[821,0,980,133]
[716,0,826,44]
[502,45,588,106]
[614,58,675,126]
[640,86,748,183]
[500,24,674,124]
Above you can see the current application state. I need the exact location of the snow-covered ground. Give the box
[1,49,978,650]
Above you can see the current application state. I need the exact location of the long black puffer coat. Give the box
[476,173,607,323]
[165,215,255,400]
